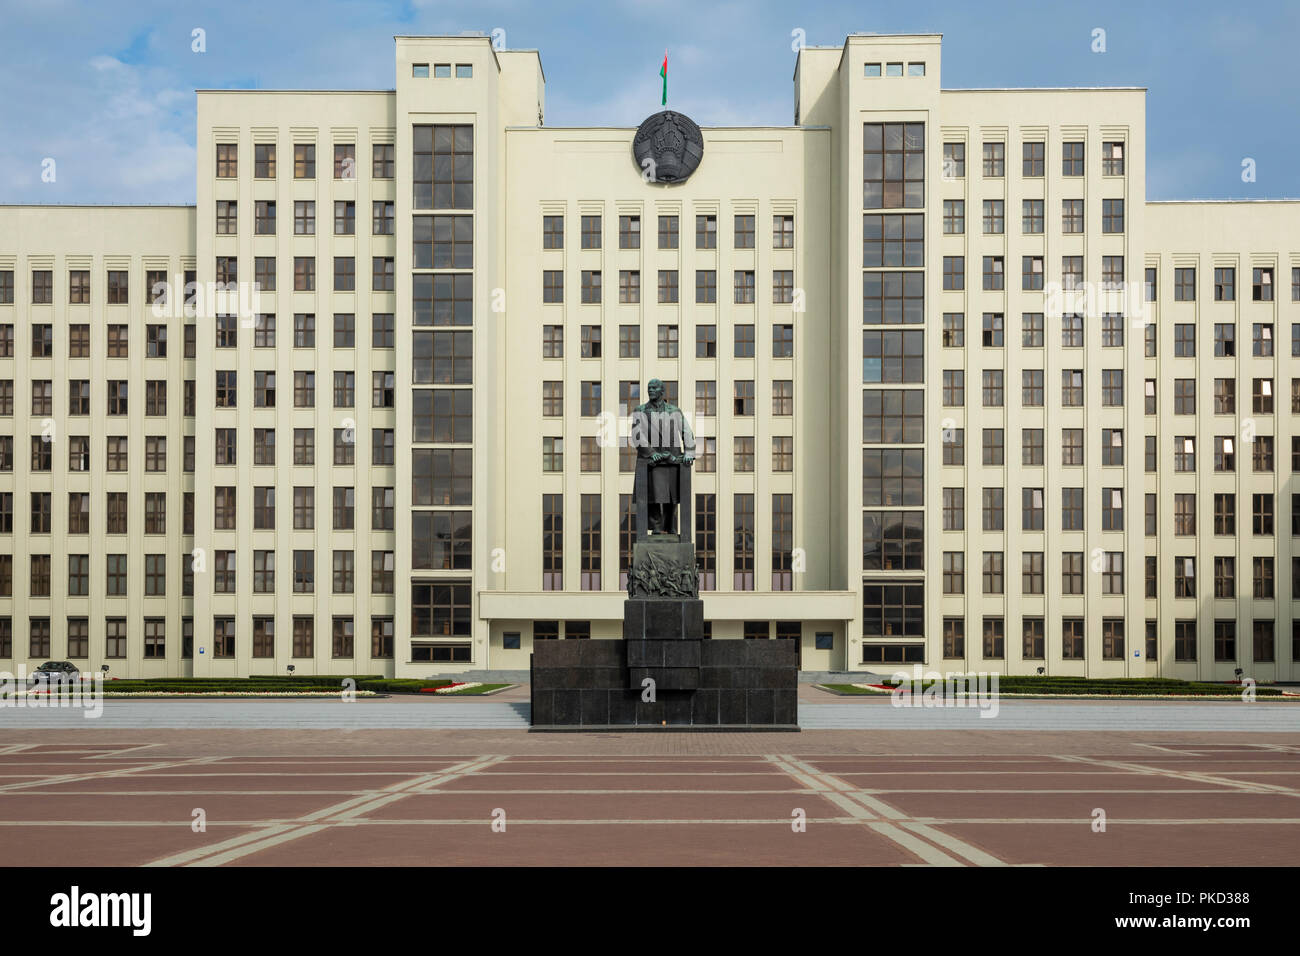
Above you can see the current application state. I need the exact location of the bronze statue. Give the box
[628,378,694,536]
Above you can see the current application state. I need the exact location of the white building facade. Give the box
[0,34,1296,681]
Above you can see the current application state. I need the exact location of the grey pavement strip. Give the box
[2,699,1299,731]
[0,700,532,729]
[797,702,1300,731]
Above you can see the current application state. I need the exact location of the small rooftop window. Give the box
[456,64,473,78]
[434,64,451,78]
[864,62,881,77]
[886,62,903,76]
[908,62,925,77]
[412,63,429,78]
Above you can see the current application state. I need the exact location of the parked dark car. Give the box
[29,661,81,686]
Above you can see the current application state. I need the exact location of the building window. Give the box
[863,582,924,638]
[982,141,1004,177]
[943,142,964,178]
[1061,488,1084,531]
[1066,201,1086,236]
[1061,141,1084,176]
[1022,141,1044,177]
[982,488,1004,531]
[942,255,964,290]
[983,617,1005,660]
[542,494,562,590]
[942,199,964,234]
[942,552,964,595]
[771,495,793,591]
[216,143,237,177]
[864,123,925,208]
[982,552,1004,595]
[1253,267,1274,301]
[982,256,1003,290]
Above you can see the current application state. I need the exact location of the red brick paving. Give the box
[0,730,1295,866]
[823,770,1224,790]
[938,823,1300,866]
[0,792,356,822]
[1,825,261,867]
[885,791,1300,821]
[437,771,797,792]
[365,790,847,822]
[233,821,915,868]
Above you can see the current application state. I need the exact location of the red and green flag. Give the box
[660,51,667,105]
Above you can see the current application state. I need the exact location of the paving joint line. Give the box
[146,754,508,867]
[1054,753,1300,797]
[768,753,1007,866]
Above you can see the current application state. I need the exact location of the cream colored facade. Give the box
[0,33,1296,680]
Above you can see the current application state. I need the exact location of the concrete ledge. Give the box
[799,671,891,683]
[529,724,801,733]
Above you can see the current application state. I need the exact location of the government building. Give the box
[1,33,1297,681]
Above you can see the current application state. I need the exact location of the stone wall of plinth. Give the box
[530,639,798,729]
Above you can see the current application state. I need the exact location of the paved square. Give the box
[0,731,1296,866]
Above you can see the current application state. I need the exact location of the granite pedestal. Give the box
[530,635,799,730]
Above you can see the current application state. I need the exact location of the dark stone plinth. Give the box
[622,598,704,641]
[530,638,798,730]
[624,594,704,691]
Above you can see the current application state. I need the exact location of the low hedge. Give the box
[9,675,454,695]
[357,679,454,694]
[876,676,1284,697]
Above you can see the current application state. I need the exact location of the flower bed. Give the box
[420,681,484,695]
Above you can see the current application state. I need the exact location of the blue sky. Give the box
[1,0,1297,203]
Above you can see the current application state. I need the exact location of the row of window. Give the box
[9,482,1295,542]
[411,62,473,79]
[1144,320,1300,358]
[540,268,794,305]
[0,486,396,535]
[939,367,1125,406]
[938,427,1300,477]
[939,254,1125,291]
[1,268,182,306]
[541,213,794,252]
[941,370,1290,415]
[539,493,793,593]
[523,621,815,643]
[943,312,1300,356]
[210,369,397,409]
[540,434,796,475]
[864,61,926,78]
[930,616,1290,664]
[0,258,401,299]
[939,550,1128,594]
[209,256,396,292]
[940,550,1300,601]
[0,313,399,358]
[539,322,795,359]
[0,424,405,474]
[939,139,1126,180]
[215,142,396,181]
[937,198,1125,236]
[214,199,398,237]
[938,486,1298,536]
[536,378,793,418]
[6,262,1297,308]
[0,550,397,598]
[1161,266,1289,302]
[0,614,397,660]
[0,369,396,417]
